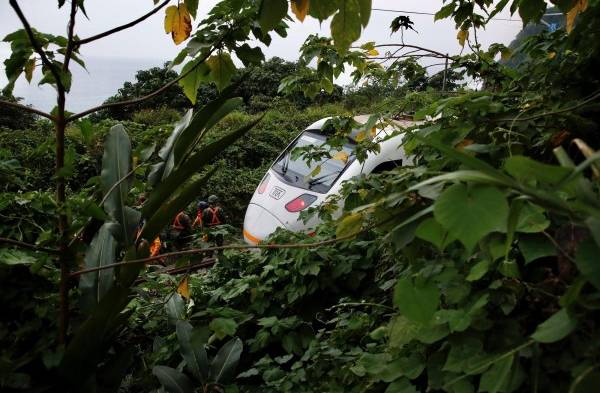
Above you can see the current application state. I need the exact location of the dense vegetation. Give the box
[1,0,599,392]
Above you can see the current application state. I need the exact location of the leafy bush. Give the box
[131,107,182,126]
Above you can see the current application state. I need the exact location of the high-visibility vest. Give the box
[172,212,186,230]
[193,209,204,228]
[205,207,222,227]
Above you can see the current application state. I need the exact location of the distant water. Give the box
[7,56,167,113]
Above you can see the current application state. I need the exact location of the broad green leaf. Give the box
[385,378,418,393]
[78,119,94,146]
[164,4,192,45]
[435,4,455,20]
[178,60,210,104]
[394,278,440,324]
[575,239,600,290]
[176,320,208,383]
[357,0,372,27]
[518,0,547,26]
[309,0,339,20]
[208,338,243,384]
[142,116,262,225]
[515,202,549,233]
[415,217,455,250]
[331,0,362,53]
[184,0,199,19]
[209,318,238,340]
[518,234,556,264]
[466,260,490,281]
[0,248,36,266]
[173,96,244,168]
[259,0,288,32]
[166,293,186,324]
[336,212,362,239]
[79,222,118,314]
[531,308,577,343]
[235,44,265,67]
[153,366,194,393]
[478,354,514,393]
[434,184,509,251]
[503,156,571,186]
[206,52,237,91]
[149,110,193,186]
[101,125,137,245]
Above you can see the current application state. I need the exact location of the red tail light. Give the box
[258,174,270,194]
[285,194,318,212]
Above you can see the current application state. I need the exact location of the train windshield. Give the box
[272,131,355,193]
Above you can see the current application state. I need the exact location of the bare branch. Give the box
[0,99,54,120]
[9,0,65,93]
[70,230,363,278]
[372,44,452,60]
[66,45,219,122]
[76,0,171,46]
[0,237,60,254]
[62,0,78,72]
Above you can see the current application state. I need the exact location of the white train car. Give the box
[243,115,416,244]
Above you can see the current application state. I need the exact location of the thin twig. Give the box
[62,0,78,72]
[0,99,53,120]
[100,164,146,207]
[9,0,65,93]
[0,237,60,254]
[371,44,453,60]
[75,0,171,46]
[496,91,600,123]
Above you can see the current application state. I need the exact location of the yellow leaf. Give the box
[336,212,362,239]
[164,4,192,45]
[547,51,556,60]
[566,0,587,33]
[355,130,367,142]
[177,275,190,299]
[367,48,379,56]
[310,164,321,177]
[332,151,349,163]
[291,0,310,22]
[24,58,35,83]
[457,29,469,47]
[370,126,377,137]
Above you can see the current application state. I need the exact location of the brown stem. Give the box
[62,0,78,72]
[75,0,171,46]
[66,45,219,122]
[0,99,54,120]
[9,0,65,93]
[0,237,60,254]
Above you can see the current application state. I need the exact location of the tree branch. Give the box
[9,0,65,93]
[372,44,453,60]
[0,237,60,254]
[62,0,78,72]
[66,45,219,122]
[0,99,54,120]
[70,230,362,278]
[75,0,172,46]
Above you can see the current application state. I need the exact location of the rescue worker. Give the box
[202,195,225,228]
[135,193,162,259]
[202,195,226,248]
[171,210,193,250]
[193,200,209,230]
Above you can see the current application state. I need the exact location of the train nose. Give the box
[243,203,286,244]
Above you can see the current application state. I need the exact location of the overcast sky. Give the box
[0,0,524,111]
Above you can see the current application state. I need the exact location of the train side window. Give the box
[370,160,402,174]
